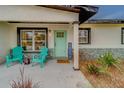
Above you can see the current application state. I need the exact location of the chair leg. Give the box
[19,59,23,64]
[20,60,23,64]
[6,62,10,68]
[40,62,44,68]
[32,63,34,67]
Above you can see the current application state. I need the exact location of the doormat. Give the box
[57,59,70,64]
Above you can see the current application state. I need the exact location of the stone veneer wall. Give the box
[79,48,124,61]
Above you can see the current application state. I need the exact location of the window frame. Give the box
[121,28,124,44]
[79,28,91,44]
[17,27,48,52]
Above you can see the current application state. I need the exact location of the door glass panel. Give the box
[56,32,64,38]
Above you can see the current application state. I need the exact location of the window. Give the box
[57,32,64,38]
[17,28,48,52]
[79,28,91,44]
[21,31,33,51]
[121,28,124,44]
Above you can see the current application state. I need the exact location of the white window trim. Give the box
[79,28,91,44]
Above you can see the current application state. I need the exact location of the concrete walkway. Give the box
[0,59,92,88]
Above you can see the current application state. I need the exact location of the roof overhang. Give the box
[78,5,98,24]
[37,5,99,24]
[38,5,80,13]
[6,5,98,24]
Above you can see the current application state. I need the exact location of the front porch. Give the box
[0,22,80,70]
[0,5,98,69]
[0,59,92,88]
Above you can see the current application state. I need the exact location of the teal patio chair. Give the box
[6,46,23,67]
[31,47,48,68]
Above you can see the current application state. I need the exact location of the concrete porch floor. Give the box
[0,59,92,88]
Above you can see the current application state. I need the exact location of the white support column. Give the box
[73,21,79,70]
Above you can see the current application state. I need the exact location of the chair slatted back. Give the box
[40,48,48,57]
[12,46,23,58]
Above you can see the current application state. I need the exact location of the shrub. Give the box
[87,52,121,76]
[97,52,121,70]
[10,67,40,88]
[87,64,100,75]
[87,64,109,75]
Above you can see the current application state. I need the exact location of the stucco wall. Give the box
[79,24,124,60]
[9,23,124,59]
[0,22,10,63]
[8,23,74,57]
[0,6,78,22]
[79,24,124,48]
[9,23,73,48]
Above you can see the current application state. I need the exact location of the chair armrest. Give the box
[39,55,47,61]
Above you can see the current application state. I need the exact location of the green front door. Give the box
[54,30,67,57]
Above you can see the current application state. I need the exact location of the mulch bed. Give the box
[79,60,124,88]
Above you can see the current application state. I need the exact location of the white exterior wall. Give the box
[8,23,73,54]
[0,22,10,63]
[79,24,124,48]
[9,23,124,55]
[0,6,78,22]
